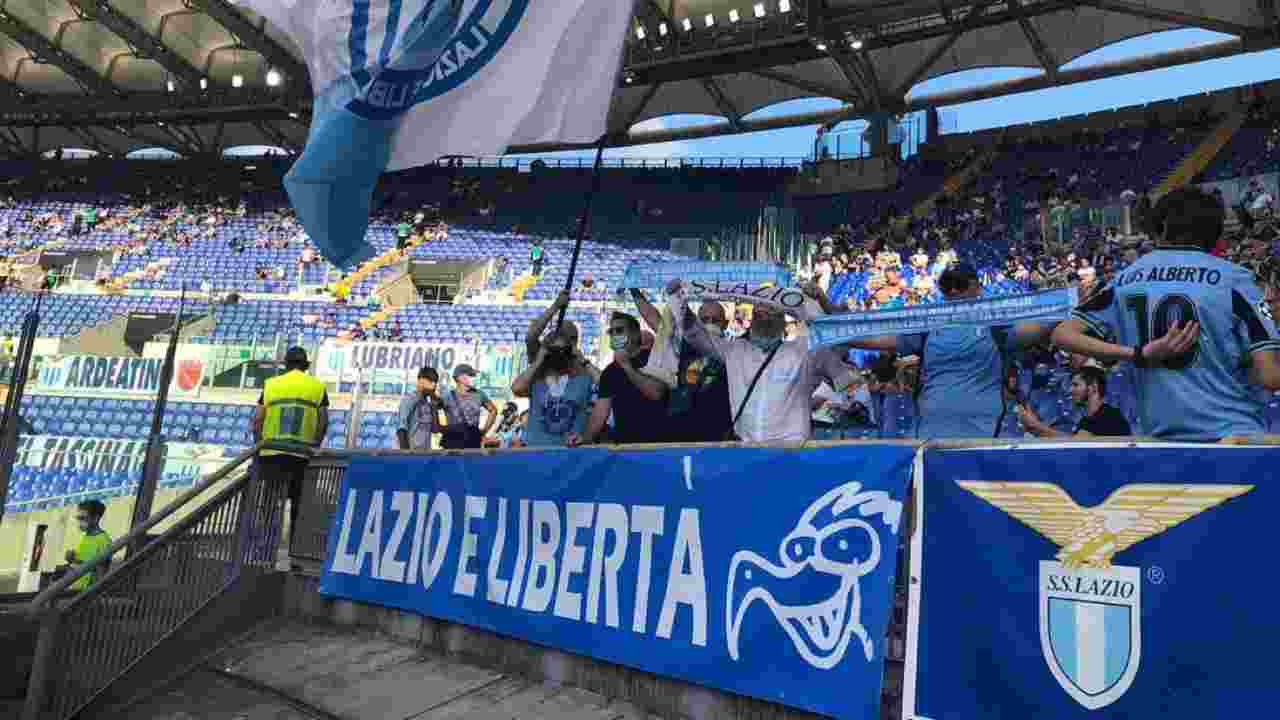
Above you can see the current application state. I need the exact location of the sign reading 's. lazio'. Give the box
[911,446,1273,720]
[320,446,914,719]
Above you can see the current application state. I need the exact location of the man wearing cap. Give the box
[397,367,444,450]
[252,347,329,544]
[438,364,498,449]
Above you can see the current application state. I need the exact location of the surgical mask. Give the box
[608,332,630,351]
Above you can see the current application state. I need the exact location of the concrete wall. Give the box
[281,573,834,720]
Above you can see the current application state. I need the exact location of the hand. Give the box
[565,431,583,447]
[666,279,683,295]
[1017,404,1040,425]
[1142,320,1199,364]
[553,290,570,309]
[613,351,631,368]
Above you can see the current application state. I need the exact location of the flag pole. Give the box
[556,134,608,332]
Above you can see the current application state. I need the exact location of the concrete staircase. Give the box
[1153,109,1248,198]
[61,309,216,357]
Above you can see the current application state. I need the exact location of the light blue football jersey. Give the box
[1073,248,1280,440]
[898,326,1012,440]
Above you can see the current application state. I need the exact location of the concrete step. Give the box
[124,620,665,720]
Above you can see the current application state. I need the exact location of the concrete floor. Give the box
[126,622,664,720]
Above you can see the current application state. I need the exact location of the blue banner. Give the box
[911,446,1275,719]
[320,445,914,719]
[808,288,1077,349]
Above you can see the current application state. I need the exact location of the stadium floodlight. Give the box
[704,13,714,27]
[682,17,692,31]
[266,69,282,87]
[166,79,175,93]
[779,0,791,12]
[728,9,739,22]
[658,21,668,36]
[850,37,864,50]
[816,41,827,51]
[754,3,766,18]
[623,70,636,84]
[232,74,244,88]
[199,78,208,90]
[635,25,646,40]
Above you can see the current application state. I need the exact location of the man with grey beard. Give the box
[666,280,861,443]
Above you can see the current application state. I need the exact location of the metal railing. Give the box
[20,442,289,720]
[431,156,808,170]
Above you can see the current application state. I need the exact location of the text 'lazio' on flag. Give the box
[239,0,634,268]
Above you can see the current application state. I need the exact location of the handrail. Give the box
[25,440,310,615]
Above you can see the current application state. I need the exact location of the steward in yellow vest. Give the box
[252,347,329,549]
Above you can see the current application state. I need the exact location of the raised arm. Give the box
[525,290,570,357]
[666,280,728,361]
[630,288,662,334]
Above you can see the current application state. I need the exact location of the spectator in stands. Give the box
[530,239,546,276]
[397,367,444,451]
[1053,187,1280,440]
[252,347,329,547]
[512,330,594,447]
[666,281,863,442]
[438,364,498,449]
[1019,365,1131,437]
[66,499,111,592]
[632,289,733,442]
[575,312,669,445]
[841,264,1056,439]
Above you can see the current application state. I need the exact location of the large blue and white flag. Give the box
[241,0,633,267]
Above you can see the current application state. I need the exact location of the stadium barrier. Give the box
[15,438,1279,720]
[290,438,1278,720]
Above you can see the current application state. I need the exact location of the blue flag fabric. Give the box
[807,288,1078,350]
[320,444,914,720]
[911,445,1277,719]
[243,0,632,268]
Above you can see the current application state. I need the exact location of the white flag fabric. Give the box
[240,0,633,267]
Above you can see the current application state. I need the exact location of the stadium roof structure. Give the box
[0,0,1276,159]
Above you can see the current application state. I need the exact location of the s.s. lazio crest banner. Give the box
[239,0,633,267]
[320,445,914,719]
[907,445,1275,720]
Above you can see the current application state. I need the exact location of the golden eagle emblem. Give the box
[957,482,1253,569]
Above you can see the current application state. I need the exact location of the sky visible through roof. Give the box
[124,28,1280,159]
[526,28,1280,163]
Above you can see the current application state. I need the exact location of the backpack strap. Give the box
[728,342,783,440]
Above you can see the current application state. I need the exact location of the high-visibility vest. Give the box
[261,370,327,457]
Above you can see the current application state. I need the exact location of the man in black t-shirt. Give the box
[1021,365,1130,437]
[629,288,732,442]
[576,312,668,445]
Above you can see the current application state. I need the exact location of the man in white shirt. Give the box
[666,280,861,442]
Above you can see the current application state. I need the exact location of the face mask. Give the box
[703,322,724,337]
[609,332,630,352]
